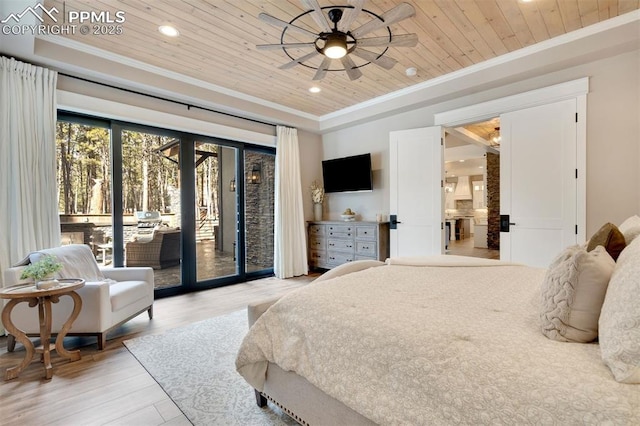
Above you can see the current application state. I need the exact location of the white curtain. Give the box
[274,126,308,278]
[0,57,60,278]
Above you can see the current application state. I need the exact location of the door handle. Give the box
[390,214,402,229]
[500,215,515,232]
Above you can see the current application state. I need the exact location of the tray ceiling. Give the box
[40,0,639,117]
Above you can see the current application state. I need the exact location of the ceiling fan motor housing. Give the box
[328,8,343,26]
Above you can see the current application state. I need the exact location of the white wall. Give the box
[297,129,324,221]
[321,50,640,235]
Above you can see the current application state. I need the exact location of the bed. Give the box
[236,233,640,424]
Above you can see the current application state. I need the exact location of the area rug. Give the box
[123,310,297,425]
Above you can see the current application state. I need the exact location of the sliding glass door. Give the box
[194,142,239,283]
[118,128,183,290]
[57,112,274,296]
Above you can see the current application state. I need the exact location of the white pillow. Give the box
[540,245,615,343]
[618,215,640,245]
[599,237,640,383]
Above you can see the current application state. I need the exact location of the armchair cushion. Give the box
[110,280,151,311]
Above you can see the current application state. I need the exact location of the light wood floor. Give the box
[446,235,500,259]
[0,275,316,426]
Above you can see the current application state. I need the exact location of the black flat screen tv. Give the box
[322,153,373,193]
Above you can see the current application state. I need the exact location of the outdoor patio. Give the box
[101,239,267,289]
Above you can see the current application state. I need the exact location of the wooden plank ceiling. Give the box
[44,0,638,117]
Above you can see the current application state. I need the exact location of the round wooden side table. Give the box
[1,279,85,380]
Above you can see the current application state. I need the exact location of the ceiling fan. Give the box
[256,0,418,81]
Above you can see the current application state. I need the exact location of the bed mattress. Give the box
[236,258,639,424]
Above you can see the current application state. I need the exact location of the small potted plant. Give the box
[20,255,63,289]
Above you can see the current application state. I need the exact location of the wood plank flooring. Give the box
[446,235,500,259]
[0,275,316,426]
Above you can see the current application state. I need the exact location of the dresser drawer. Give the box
[327,225,354,238]
[309,250,327,264]
[309,236,326,251]
[355,241,376,256]
[355,255,377,261]
[356,226,377,240]
[309,224,326,236]
[327,252,354,266]
[327,238,355,253]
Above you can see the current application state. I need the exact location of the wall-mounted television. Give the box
[322,153,373,193]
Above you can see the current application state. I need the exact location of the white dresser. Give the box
[308,221,390,269]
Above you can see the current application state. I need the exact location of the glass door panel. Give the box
[120,129,182,290]
[244,150,275,274]
[195,143,239,282]
[56,120,112,260]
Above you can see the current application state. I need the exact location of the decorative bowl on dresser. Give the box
[308,220,390,270]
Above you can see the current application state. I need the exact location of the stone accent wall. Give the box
[486,152,500,250]
[244,152,275,269]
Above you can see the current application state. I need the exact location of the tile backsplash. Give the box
[449,200,473,216]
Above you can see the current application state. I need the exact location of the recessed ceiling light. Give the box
[479,166,484,169]
[405,67,417,77]
[459,159,465,162]
[309,86,321,93]
[158,25,179,37]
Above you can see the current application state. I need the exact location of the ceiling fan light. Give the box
[323,34,347,59]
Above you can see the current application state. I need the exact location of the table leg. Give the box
[38,298,54,379]
[2,298,37,380]
[52,292,82,361]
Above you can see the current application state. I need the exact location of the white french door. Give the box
[500,99,578,267]
[389,127,444,257]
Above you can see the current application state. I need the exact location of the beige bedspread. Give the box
[236,258,639,425]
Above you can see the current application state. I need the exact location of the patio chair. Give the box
[126,227,181,269]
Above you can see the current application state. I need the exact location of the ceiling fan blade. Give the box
[351,3,416,38]
[300,0,331,33]
[259,12,318,38]
[338,0,364,32]
[351,48,397,70]
[340,55,363,80]
[257,42,316,50]
[313,57,332,80]
[279,50,320,70]
[356,33,418,48]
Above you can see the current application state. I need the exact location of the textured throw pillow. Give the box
[618,215,640,245]
[599,237,640,383]
[586,222,626,261]
[540,245,615,343]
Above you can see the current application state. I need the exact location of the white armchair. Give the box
[2,244,154,350]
